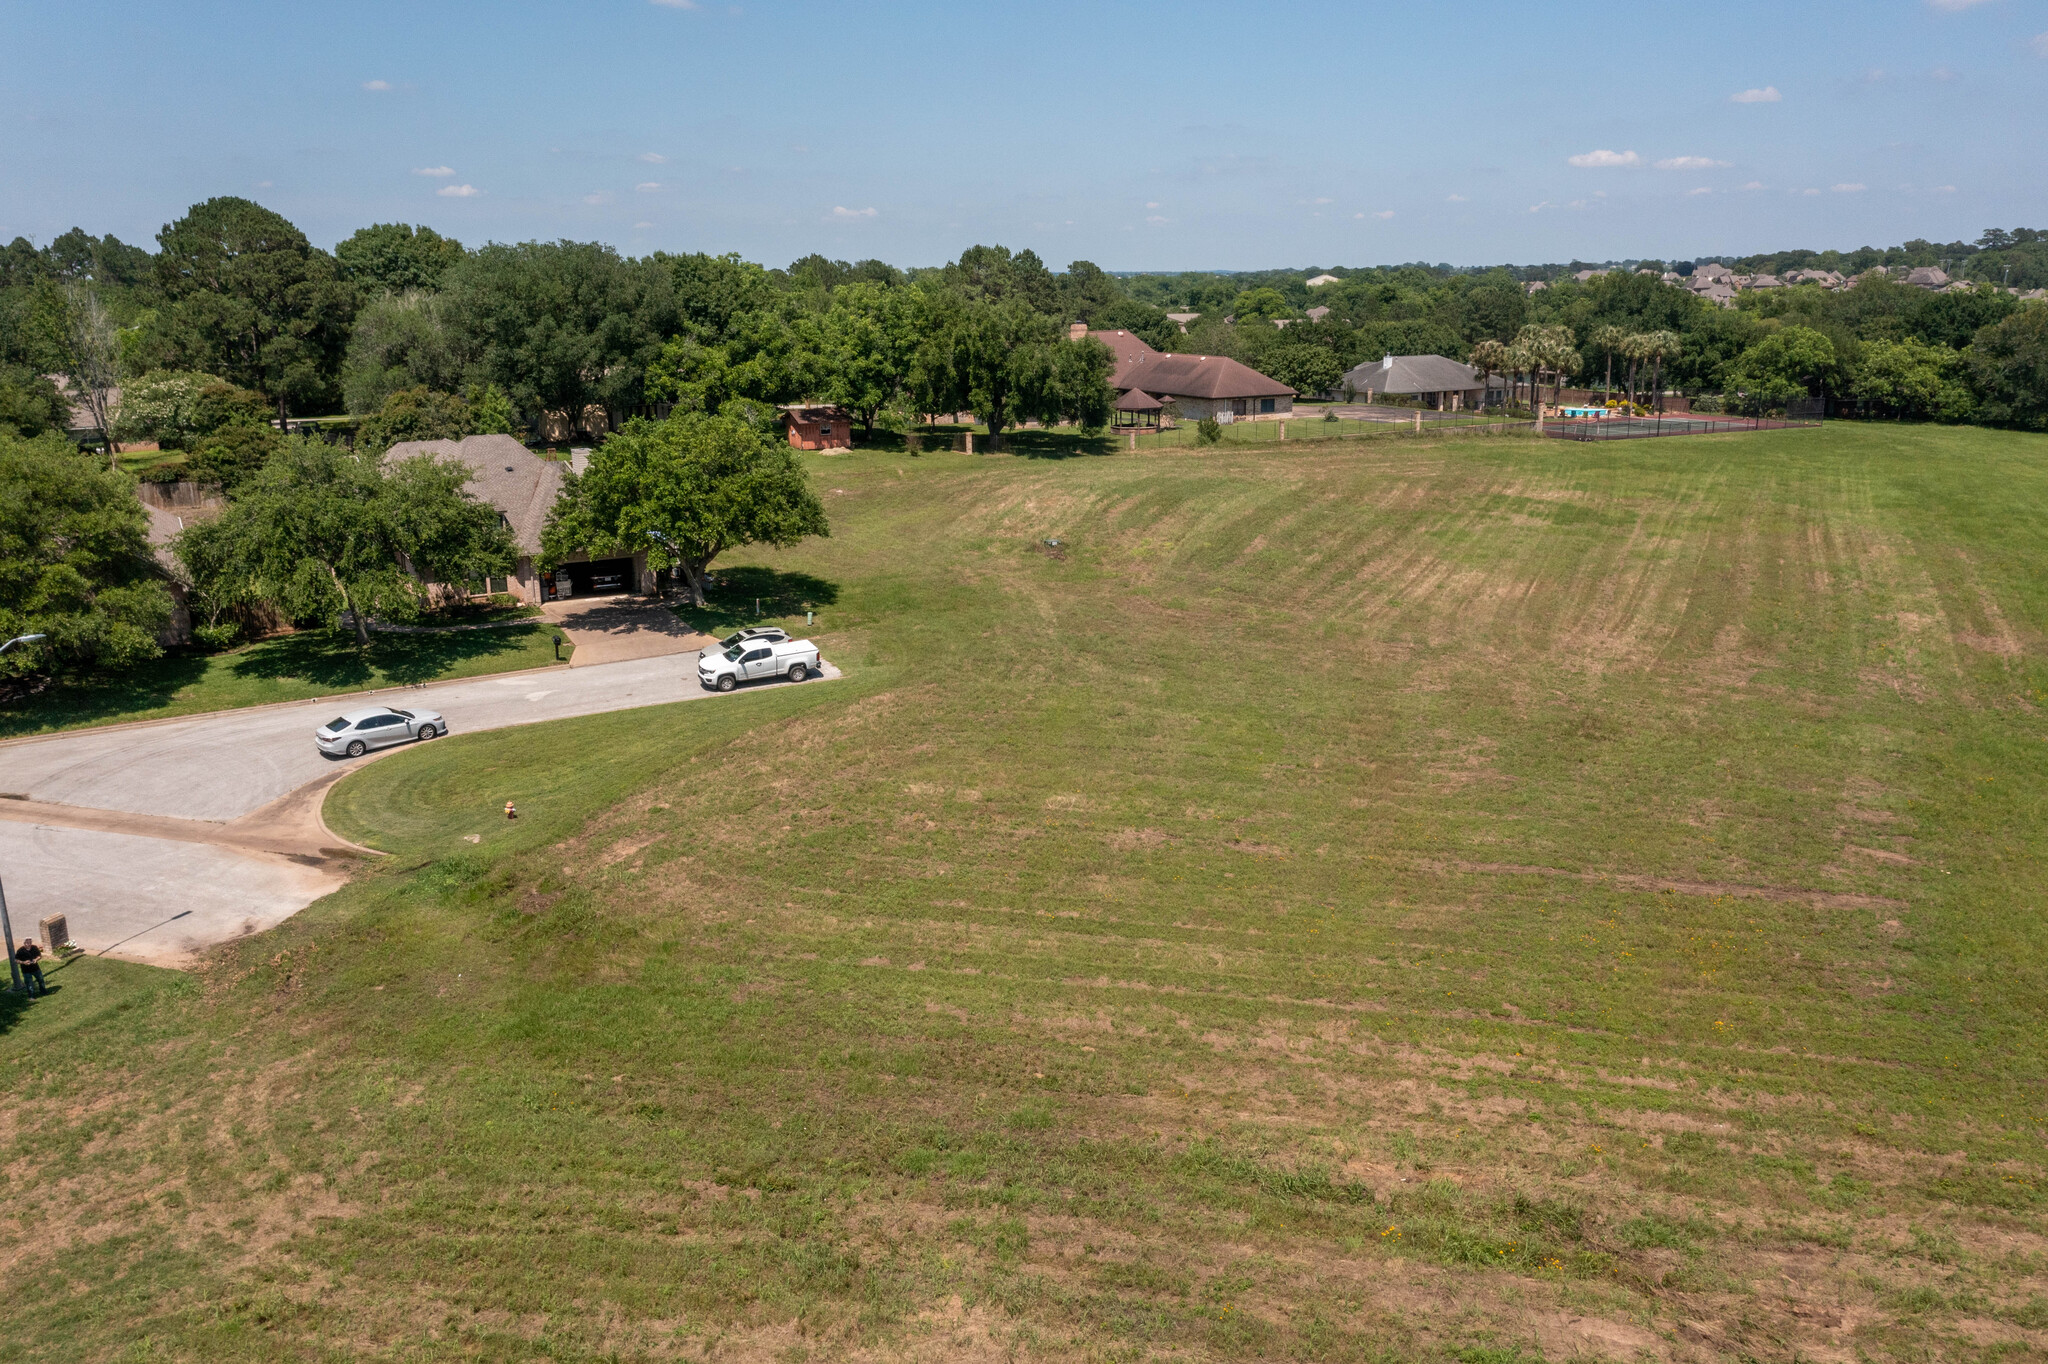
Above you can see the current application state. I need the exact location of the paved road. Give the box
[0,651,839,966]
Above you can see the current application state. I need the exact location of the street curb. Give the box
[0,660,580,751]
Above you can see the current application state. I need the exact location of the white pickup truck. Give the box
[697,636,820,691]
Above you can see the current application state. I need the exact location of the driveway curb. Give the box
[0,661,579,751]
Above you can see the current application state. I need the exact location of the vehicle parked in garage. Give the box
[697,637,819,691]
[315,706,447,757]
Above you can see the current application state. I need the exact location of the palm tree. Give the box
[1590,325,1626,398]
[1620,332,1654,411]
[1640,331,1681,412]
[1469,339,1510,410]
[1518,324,1578,413]
[1505,342,1537,413]
[1539,326,1581,412]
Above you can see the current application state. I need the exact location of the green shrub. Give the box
[191,622,241,651]
[1195,417,1221,445]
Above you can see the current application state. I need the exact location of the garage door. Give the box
[555,557,636,598]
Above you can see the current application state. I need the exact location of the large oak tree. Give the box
[543,412,827,607]
[154,198,356,423]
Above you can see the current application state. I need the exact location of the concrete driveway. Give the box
[0,650,839,967]
[543,596,717,668]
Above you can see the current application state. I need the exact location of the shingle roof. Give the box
[383,434,564,556]
[1340,354,1481,396]
[1117,353,1294,401]
[1086,330,1162,387]
[1114,388,1164,411]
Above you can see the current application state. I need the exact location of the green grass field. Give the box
[0,620,568,738]
[5,421,2047,1362]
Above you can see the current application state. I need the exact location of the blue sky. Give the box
[3,0,2044,271]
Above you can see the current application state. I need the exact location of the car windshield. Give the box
[325,717,351,731]
[723,646,744,661]
[719,632,749,648]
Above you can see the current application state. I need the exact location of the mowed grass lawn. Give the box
[0,620,567,738]
[6,421,2048,1362]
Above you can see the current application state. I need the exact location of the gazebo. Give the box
[1113,388,1165,429]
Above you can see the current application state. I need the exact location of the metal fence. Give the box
[1540,405,1823,442]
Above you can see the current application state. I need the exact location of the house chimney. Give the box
[1382,354,1394,370]
[1069,321,1088,341]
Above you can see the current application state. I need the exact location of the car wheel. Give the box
[417,724,438,741]
[345,739,367,758]
[787,662,808,682]
[717,675,737,692]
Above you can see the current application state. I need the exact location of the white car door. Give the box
[365,715,405,748]
[740,646,774,679]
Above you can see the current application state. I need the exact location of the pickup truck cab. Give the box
[698,636,819,691]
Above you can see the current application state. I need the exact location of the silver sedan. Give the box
[314,705,447,758]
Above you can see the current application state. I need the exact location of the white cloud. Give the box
[639,152,667,164]
[1372,209,1394,220]
[437,184,479,198]
[1311,196,1333,205]
[1927,0,1996,9]
[635,181,661,191]
[634,221,654,229]
[1446,193,1468,202]
[1528,201,1553,213]
[829,205,877,219]
[1656,155,1730,170]
[1740,180,1766,190]
[1567,148,1639,167]
[583,192,612,205]
[413,165,455,177]
[1831,182,1867,193]
[1687,187,1713,196]
[1568,199,1588,209]
[1145,201,1159,209]
[1730,86,1782,103]
[362,79,392,91]
[1935,184,1958,192]
[1145,215,1169,225]
[2031,31,2048,56]
[1797,187,1822,196]
[256,180,273,189]
[1930,66,1955,80]
[650,0,700,8]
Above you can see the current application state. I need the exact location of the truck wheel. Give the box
[717,675,737,692]
[346,739,367,758]
[787,662,808,682]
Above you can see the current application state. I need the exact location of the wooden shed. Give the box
[782,405,855,451]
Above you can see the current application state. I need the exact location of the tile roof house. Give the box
[1692,262,1734,283]
[1901,266,1952,289]
[383,433,648,604]
[1305,306,1331,322]
[1340,354,1487,410]
[1076,327,1165,388]
[1165,312,1200,333]
[1071,325,1295,420]
[1117,352,1295,421]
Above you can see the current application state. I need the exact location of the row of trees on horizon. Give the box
[2,197,2046,474]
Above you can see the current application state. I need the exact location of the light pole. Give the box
[0,634,45,993]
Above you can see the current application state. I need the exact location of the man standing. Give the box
[13,938,45,997]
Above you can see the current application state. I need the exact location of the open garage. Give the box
[549,556,637,599]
